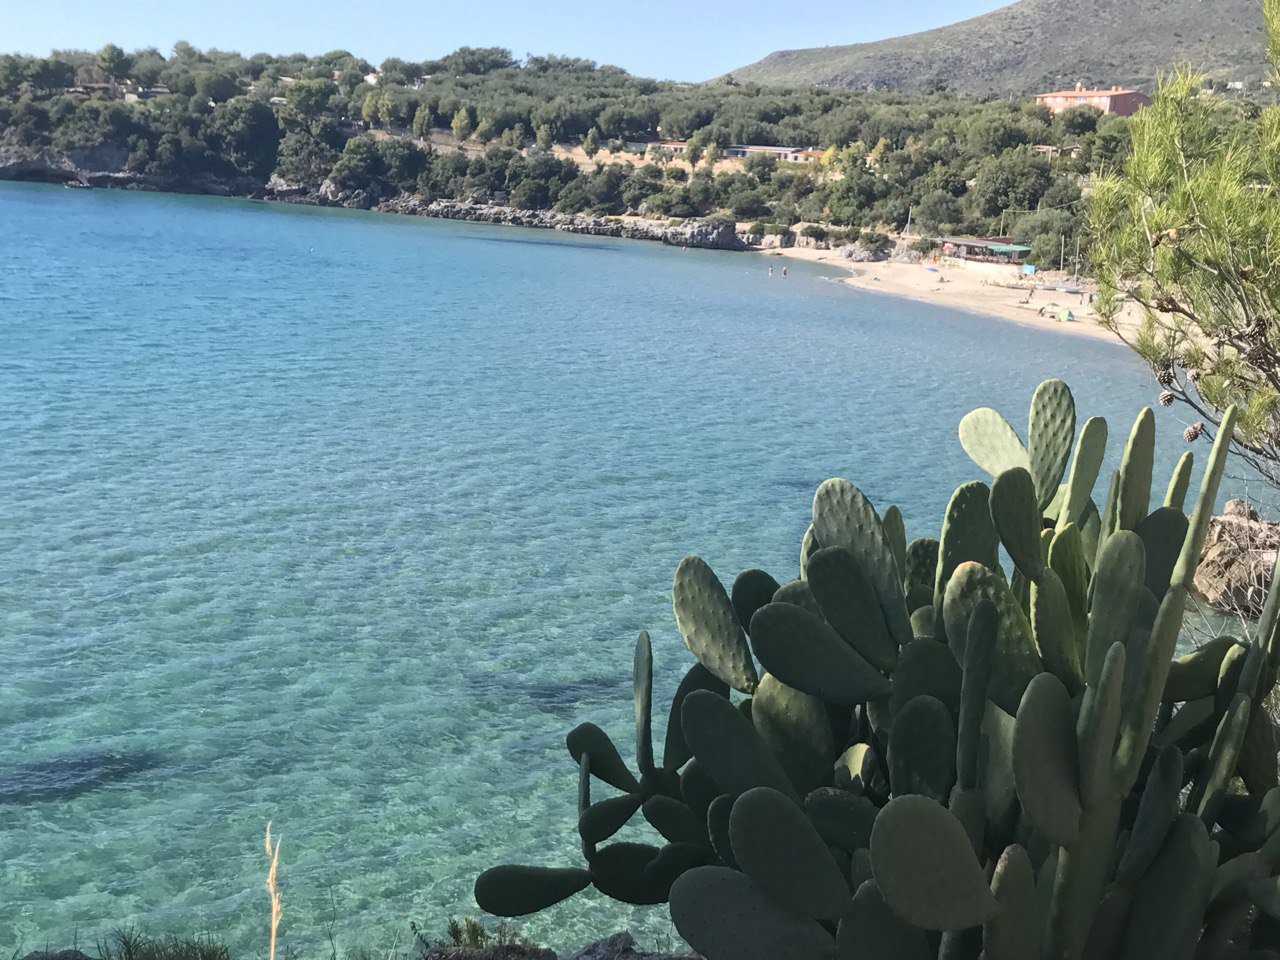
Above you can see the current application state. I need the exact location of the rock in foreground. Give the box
[1194,499,1279,620]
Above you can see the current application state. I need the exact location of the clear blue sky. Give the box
[2,0,1012,81]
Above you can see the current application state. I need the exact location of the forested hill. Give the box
[0,42,1158,266]
[729,0,1271,95]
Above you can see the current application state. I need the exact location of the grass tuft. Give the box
[95,927,231,960]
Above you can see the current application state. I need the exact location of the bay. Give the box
[0,181,1185,954]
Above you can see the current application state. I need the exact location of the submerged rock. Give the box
[1194,500,1279,620]
[20,952,93,960]
[0,749,160,804]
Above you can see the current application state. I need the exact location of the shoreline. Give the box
[751,245,1138,344]
[1,170,1136,343]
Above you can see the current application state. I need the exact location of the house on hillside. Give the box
[123,84,170,103]
[658,141,823,163]
[1034,84,1151,116]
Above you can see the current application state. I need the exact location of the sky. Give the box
[2,0,1014,82]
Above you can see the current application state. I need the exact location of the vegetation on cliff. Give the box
[0,43,1131,265]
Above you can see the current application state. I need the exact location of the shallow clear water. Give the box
[0,181,1200,954]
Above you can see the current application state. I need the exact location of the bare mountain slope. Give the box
[729,0,1269,95]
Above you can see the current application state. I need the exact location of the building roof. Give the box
[938,237,1032,255]
[1036,86,1143,98]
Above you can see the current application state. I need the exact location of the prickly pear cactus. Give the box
[477,382,1280,960]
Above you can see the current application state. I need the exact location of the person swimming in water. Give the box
[768,266,773,277]
[782,266,788,277]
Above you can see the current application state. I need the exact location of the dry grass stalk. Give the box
[265,822,282,960]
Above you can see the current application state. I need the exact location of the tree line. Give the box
[0,41,1176,266]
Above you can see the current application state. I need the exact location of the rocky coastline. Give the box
[0,147,745,252]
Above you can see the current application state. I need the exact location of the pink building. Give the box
[1034,84,1151,117]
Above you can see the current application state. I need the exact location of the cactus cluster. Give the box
[474,380,1280,960]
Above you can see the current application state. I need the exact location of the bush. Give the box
[857,229,894,258]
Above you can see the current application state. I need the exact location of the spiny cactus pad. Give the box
[812,478,911,645]
[566,723,640,793]
[670,866,838,960]
[674,556,758,694]
[731,568,782,639]
[959,407,1031,478]
[750,601,890,705]
[943,561,1042,714]
[728,787,853,919]
[807,545,898,672]
[752,673,835,796]
[889,694,957,802]
[985,845,1039,960]
[1028,378,1077,510]
[1058,415,1108,529]
[870,794,998,930]
[1117,407,1156,532]
[889,637,962,716]
[837,880,931,960]
[1013,672,1082,846]
[990,466,1046,581]
[662,662,729,772]
[474,865,592,916]
[680,689,799,803]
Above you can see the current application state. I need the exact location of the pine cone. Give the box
[1160,391,1174,407]
[1155,359,1175,388]
[1184,422,1205,443]
[1188,369,1202,384]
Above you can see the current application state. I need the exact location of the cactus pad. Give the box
[729,786,853,918]
[1013,672,1082,846]
[670,866,839,960]
[681,689,800,803]
[837,880,931,960]
[1028,378,1077,510]
[959,407,1031,478]
[888,694,957,802]
[752,673,836,796]
[474,864,591,916]
[870,794,998,930]
[807,545,899,672]
[750,602,891,705]
[990,467,1046,581]
[674,556,758,694]
[812,478,911,645]
[732,568,782,638]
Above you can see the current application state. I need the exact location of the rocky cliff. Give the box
[375,196,746,250]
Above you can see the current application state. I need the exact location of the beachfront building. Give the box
[1034,84,1151,117]
[939,237,1032,264]
[658,141,824,163]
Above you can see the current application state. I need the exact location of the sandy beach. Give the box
[757,244,1141,344]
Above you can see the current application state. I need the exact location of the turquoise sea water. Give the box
[0,181,1198,954]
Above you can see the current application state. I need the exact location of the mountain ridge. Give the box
[728,0,1270,96]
